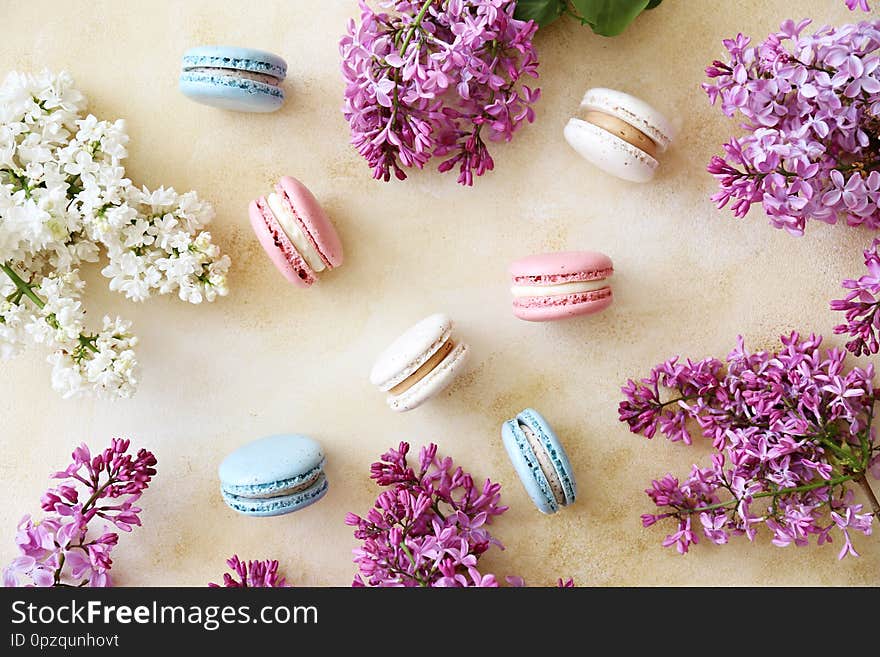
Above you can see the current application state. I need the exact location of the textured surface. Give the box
[1,0,878,586]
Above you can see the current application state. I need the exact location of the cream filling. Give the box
[389,340,454,396]
[250,474,320,499]
[187,66,280,85]
[578,109,657,158]
[510,279,609,298]
[266,193,326,272]
[521,423,564,506]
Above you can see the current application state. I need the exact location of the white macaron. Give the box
[370,313,470,412]
[564,87,674,183]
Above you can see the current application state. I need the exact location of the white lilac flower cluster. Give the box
[0,70,231,399]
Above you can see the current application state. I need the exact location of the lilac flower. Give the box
[3,557,55,588]
[349,442,569,586]
[619,333,879,558]
[348,442,507,586]
[832,238,880,355]
[704,19,880,234]
[831,497,874,558]
[340,0,540,185]
[3,439,156,587]
[209,556,290,588]
[846,0,870,11]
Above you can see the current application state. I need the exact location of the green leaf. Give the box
[645,0,663,9]
[570,0,651,36]
[514,0,567,28]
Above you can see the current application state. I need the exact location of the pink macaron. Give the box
[249,176,343,288]
[509,251,613,322]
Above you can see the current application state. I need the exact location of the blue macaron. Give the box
[219,434,328,517]
[501,408,576,514]
[179,45,287,113]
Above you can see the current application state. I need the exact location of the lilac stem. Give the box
[398,542,427,587]
[0,262,99,354]
[399,0,436,54]
[687,474,857,514]
[51,471,116,585]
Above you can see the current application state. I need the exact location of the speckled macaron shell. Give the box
[179,45,287,113]
[583,88,673,151]
[221,473,328,517]
[564,87,673,183]
[369,313,470,412]
[219,434,328,517]
[510,251,613,322]
[277,176,344,270]
[386,342,469,412]
[501,408,577,515]
[249,198,314,287]
[249,176,344,288]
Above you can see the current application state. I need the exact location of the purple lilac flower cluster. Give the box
[3,439,156,587]
[619,333,880,558]
[346,442,508,586]
[846,0,870,11]
[340,0,540,185]
[209,556,290,588]
[832,238,880,355]
[704,19,880,235]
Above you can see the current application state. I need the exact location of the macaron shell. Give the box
[501,419,558,514]
[221,473,329,517]
[510,251,613,281]
[219,434,327,517]
[249,198,315,287]
[181,45,288,79]
[219,434,325,488]
[513,288,613,322]
[582,87,674,150]
[564,118,657,183]
[179,74,284,113]
[278,176,343,269]
[387,342,469,412]
[220,462,324,499]
[370,313,453,390]
[517,408,576,505]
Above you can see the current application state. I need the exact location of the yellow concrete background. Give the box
[1,0,877,586]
